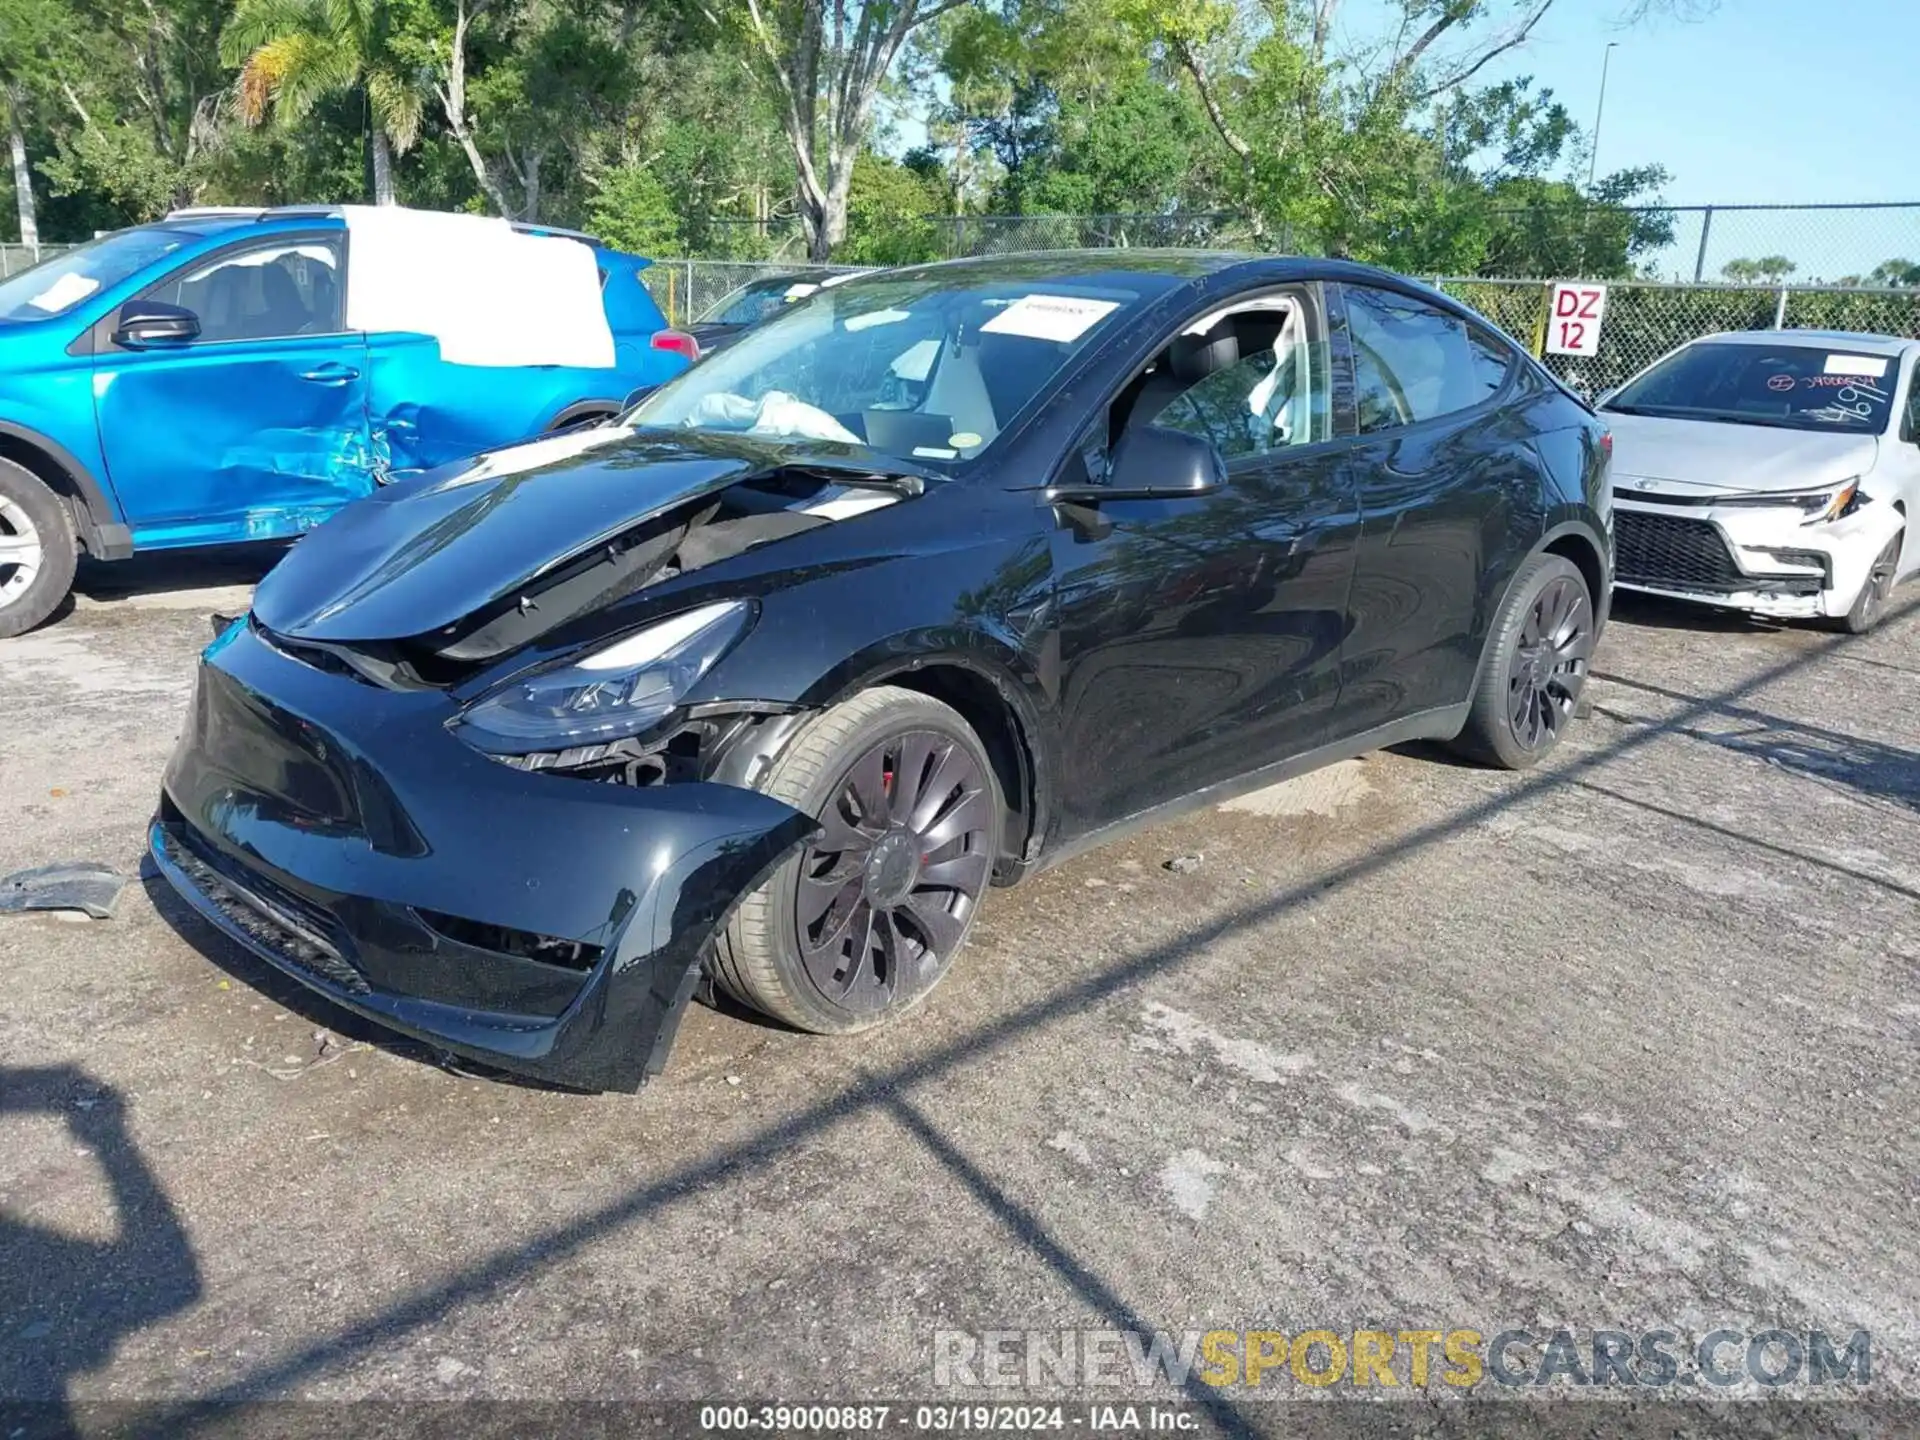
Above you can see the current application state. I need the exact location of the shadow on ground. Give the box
[0,1066,202,1436]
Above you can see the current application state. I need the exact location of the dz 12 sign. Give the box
[1546,282,1608,357]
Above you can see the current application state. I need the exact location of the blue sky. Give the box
[1461,0,1915,204]
[1454,0,1920,277]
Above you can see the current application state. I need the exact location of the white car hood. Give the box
[1603,411,1879,495]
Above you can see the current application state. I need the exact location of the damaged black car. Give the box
[151,253,1612,1090]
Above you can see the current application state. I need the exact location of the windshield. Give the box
[0,228,195,321]
[636,271,1141,463]
[1606,342,1897,433]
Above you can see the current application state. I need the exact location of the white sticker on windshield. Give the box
[912,445,959,459]
[1824,354,1889,378]
[26,272,101,313]
[784,282,820,301]
[980,294,1119,344]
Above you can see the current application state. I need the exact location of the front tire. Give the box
[1450,553,1596,770]
[1828,531,1901,635]
[0,459,77,640]
[710,686,1001,1034]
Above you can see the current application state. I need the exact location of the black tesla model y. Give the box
[152,253,1612,1090]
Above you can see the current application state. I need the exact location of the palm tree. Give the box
[1869,258,1920,288]
[221,0,422,205]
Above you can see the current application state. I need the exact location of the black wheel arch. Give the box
[0,421,130,558]
[1538,519,1612,633]
[544,399,624,433]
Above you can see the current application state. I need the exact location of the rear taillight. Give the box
[651,330,700,363]
[1600,431,1613,459]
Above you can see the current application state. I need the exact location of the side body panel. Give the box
[95,331,375,548]
[1328,283,1562,732]
[1045,445,1360,833]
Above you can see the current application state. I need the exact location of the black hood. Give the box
[251,428,907,646]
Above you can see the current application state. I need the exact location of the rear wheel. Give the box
[1450,553,1595,770]
[1828,531,1901,635]
[709,686,1001,1034]
[0,458,76,640]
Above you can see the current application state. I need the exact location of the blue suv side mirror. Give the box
[114,301,201,348]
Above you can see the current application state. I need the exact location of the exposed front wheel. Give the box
[709,686,1001,1034]
[0,458,77,640]
[1449,553,1596,770]
[1829,531,1901,636]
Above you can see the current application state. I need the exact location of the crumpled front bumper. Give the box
[1612,493,1904,619]
[150,622,814,1091]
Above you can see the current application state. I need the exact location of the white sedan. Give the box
[1600,330,1920,632]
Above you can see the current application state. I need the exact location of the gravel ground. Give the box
[2,559,1918,1435]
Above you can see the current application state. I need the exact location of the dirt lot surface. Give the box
[3,555,1919,1434]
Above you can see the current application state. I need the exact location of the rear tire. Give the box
[0,458,76,640]
[1449,553,1596,770]
[1827,531,1901,635]
[709,686,1001,1035]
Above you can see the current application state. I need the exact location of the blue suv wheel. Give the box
[0,461,75,639]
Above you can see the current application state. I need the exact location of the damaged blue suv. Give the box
[0,206,693,637]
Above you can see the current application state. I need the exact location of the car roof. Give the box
[1697,329,1915,357]
[822,249,1417,302]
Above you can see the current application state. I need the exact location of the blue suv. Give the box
[0,206,692,636]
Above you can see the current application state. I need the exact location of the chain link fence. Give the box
[1436,278,1920,394]
[667,202,1920,283]
[920,212,1264,259]
[0,243,71,276]
[647,256,1920,395]
[641,258,869,327]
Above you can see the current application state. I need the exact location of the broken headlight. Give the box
[451,600,754,755]
[1716,479,1860,525]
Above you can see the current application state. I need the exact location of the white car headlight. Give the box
[451,600,754,755]
[1716,478,1861,525]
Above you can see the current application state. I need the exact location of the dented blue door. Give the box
[92,231,376,549]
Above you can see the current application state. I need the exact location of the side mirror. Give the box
[622,384,658,411]
[114,300,200,348]
[1049,424,1226,504]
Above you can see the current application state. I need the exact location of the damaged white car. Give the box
[1601,330,1920,632]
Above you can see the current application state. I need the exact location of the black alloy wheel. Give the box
[1504,570,1593,753]
[1451,552,1596,770]
[795,728,993,1014]
[709,686,1001,1033]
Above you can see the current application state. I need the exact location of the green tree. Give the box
[1722,255,1796,284]
[587,162,680,254]
[840,150,941,262]
[222,0,424,204]
[721,0,979,260]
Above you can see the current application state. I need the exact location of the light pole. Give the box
[1587,42,1620,192]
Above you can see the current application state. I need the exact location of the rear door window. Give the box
[1341,284,1505,434]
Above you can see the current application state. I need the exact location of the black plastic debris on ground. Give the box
[0,863,128,921]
